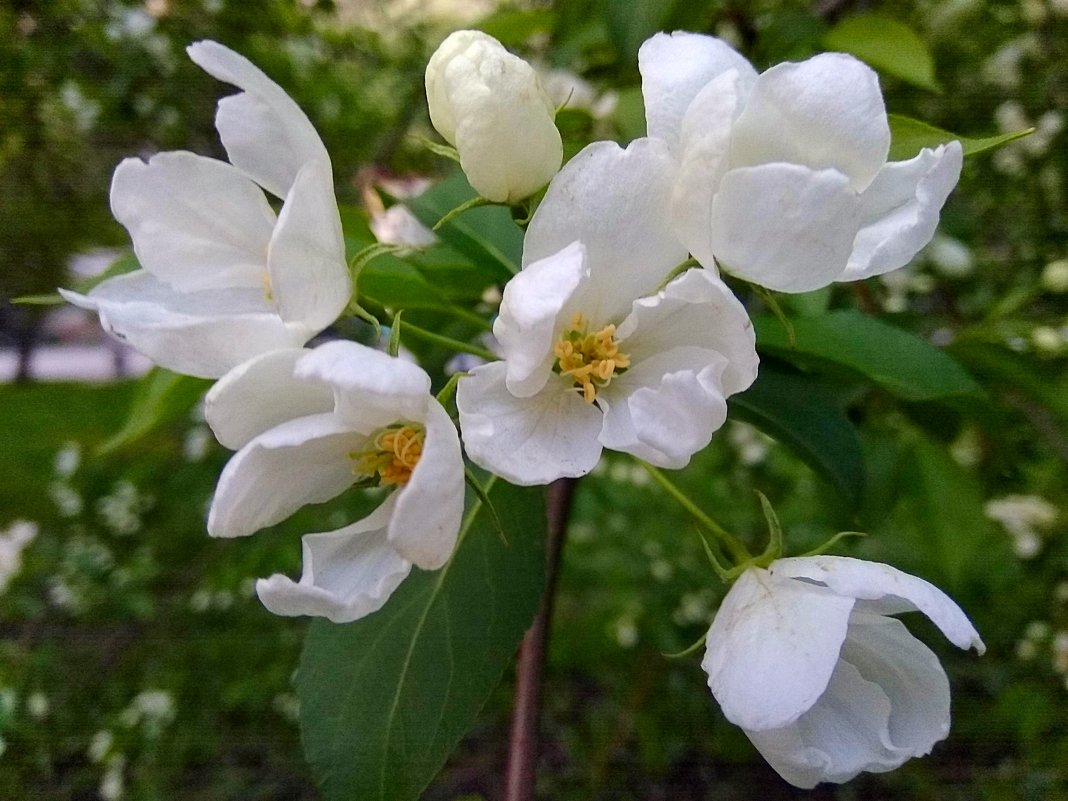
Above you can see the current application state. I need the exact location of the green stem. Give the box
[656,257,699,292]
[397,318,496,361]
[637,460,751,565]
[434,196,494,231]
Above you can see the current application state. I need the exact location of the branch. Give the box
[502,477,577,801]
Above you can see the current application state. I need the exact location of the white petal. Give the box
[745,658,899,788]
[702,568,855,731]
[267,160,350,331]
[60,272,303,379]
[187,40,330,199]
[598,346,728,468]
[842,612,951,756]
[452,61,561,202]
[204,348,334,450]
[671,69,748,269]
[638,31,757,153]
[842,142,964,281]
[523,138,687,323]
[495,241,588,398]
[256,496,413,623]
[457,361,603,485]
[709,164,860,293]
[730,53,890,192]
[616,268,758,397]
[771,556,985,653]
[207,413,361,538]
[389,400,465,569]
[110,152,275,291]
[295,340,432,432]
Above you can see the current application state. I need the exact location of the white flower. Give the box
[703,556,985,788]
[205,341,464,623]
[426,30,562,203]
[639,32,963,293]
[61,41,350,378]
[457,138,758,485]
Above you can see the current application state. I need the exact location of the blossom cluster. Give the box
[67,31,980,788]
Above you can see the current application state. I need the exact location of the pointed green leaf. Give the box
[731,362,865,507]
[888,113,1033,161]
[408,172,522,281]
[98,368,211,455]
[754,311,984,402]
[824,14,941,92]
[297,478,546,801]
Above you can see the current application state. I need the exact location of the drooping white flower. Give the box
[426,30,562,203]
[457,138,758,485]
[702,556,985,788]
[61,41,350,378]
[205,341,465,623]
[639,32,963,293]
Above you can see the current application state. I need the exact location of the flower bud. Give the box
[425,30,562,203]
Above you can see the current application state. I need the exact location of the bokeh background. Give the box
[1,0,1066,799]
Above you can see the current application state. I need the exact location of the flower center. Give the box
[349,423,425,487]
[553,312,630,404]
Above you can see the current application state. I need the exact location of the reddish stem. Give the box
[502,477,577,801]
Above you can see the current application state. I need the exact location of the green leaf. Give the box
[824,14,941,92]
[98,368,211,455]
[298,478,547,801]
[898,438,1011,592]
[408,172,522,281]
[731,362,865,507]
[358,256,450,310]
[476,7,555,46]
[754,310,984,402]
[888,114,1033,161]
[949,340,1068,425]
[603,0,676,63]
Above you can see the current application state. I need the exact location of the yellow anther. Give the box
[553,313,630,404]
[261,272,274,302]
[349,423,425,487]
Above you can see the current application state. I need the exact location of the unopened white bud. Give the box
[425,30,562,203]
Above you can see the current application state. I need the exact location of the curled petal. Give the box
[598,346,728,468]
[842,142,964,281]
[267,160,351,331]
[389,400,465,570]
[523,138,687,323]
[110,152,275,292]
[616,268,757,397]
[730,53,890,192]
[638,31,757,153]
[745,658,898,788]
[771,556,985,653]
[207,413,361,538]
[295,341,432,432]
[671,69,749,269]
[60,272,303,379]
[457,362,603,485]
[205,348,334,450]
[187,40,330,199]
[703,568,855,731]
[495,241,588,398]
[842,613,951,757]
[256,496,413,624]
[709,164,860,293]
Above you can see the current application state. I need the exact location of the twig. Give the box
[502,478,577,801]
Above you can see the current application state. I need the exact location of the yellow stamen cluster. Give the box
[553,312,630,404]
[349,423,425,487]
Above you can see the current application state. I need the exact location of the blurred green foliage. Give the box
[1,0,1067,799]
